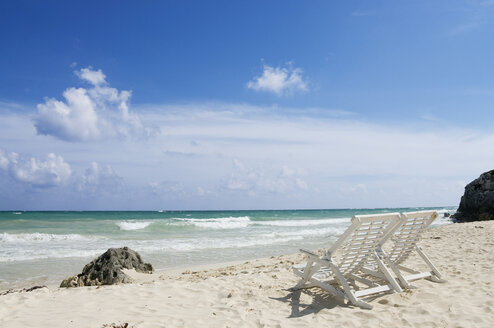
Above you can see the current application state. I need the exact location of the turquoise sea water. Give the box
[0,207,456,289]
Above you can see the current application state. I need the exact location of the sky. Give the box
[1,0,494,210]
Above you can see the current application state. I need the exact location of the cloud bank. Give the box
[247,64,308,95]
[0,149,71,188]
[78,162,124,195]
[225,160,308,196]
[34,67,148,141]
[2,99,492,209]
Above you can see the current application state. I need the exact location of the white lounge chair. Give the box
[292,213,403,309]
[366,210,444,289]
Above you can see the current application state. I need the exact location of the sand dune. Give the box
[1,220,493,328]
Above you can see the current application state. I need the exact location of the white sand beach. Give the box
[1,220,493,328]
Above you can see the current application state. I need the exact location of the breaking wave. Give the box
[0,232,101,243]
[174,216,251,229]
[115,221,154,231]
[173,216,350,230]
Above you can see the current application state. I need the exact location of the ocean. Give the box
[0,207,456,290]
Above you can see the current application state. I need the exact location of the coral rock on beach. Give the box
[454,169,494,221]
[60,247,153,288]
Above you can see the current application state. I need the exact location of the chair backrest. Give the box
[327,213,401,276]
[386,211,438,265]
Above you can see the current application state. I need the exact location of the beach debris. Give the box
[60,247,154,288]
[102,322,133,328]
[0,285,47,296]
[453,169,494,221]
[25,285,47,292]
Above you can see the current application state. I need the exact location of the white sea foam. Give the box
[0,232,310,262]
[0,215,356,264]
[175,216,251,229]
[254,217,351,227]
[173,216,350,230]
[0,233,107,262]
[435,208,456,214]
[0,249,105,262]
[259,226,347,239]
[0,232,100,243]
[431,216,453,227]
[115,221,154,231]
[132,235,307,253]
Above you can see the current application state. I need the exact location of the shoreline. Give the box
[0,207,456,292]
[0,254,304,293]
[0,216,458,292]
[1,220,493,327]
[2,253,306,293]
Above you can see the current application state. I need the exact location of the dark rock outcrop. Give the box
[453,170,494,221]
[60,247,153,288]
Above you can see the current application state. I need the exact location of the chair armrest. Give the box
[300,248,320,259]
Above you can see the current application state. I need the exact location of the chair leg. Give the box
[293,259,315,290]
[416,246,445,283]
[347,277,359,290]
[330,263,372,309]
[380,252,413,289]
[373,250,403,293]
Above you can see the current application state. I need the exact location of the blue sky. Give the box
[1,0,493,210]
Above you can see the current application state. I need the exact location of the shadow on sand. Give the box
[270,288,352,318]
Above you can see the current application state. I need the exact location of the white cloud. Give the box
[295,178,308,190]
[0,149,71,188]
[0,152,8,170]
[420,113,440,122]
[225,160,309,195]
[34,67,149,141]
[196,186,213,196]
[346,183,368,194]
[2,101,494,209]
[78,162,124,194]
[127,103,494,207]
[247,64,308,95]
[76,67,106,86]
[149,181,186,197]
[0,100,27,111]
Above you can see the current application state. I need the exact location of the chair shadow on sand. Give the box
[270,288,352,318]
[271,287,392,318]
